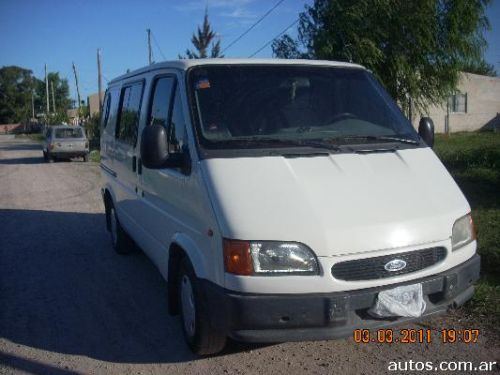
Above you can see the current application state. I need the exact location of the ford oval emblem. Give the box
[384,259,407,272]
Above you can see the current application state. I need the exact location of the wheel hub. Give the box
[180,275,196,338]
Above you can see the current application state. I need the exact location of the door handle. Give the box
[132,156,137,172]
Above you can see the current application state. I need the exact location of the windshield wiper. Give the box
[240,137,342,151]
[376,135,420,144]
[338,135,420,145]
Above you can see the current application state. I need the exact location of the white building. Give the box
[413,72,500,133]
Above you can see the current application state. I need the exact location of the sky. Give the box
[0,0,499,102]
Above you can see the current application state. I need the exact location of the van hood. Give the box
[201,148,470,256]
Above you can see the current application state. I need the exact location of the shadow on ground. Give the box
[0,156,45,165]
[0,209,270,369]
[0,209,199,365]
[0,352,80,375]
[0,141,45,164]
[0,142,43,151]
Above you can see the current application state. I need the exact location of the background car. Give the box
[42,125,89,162]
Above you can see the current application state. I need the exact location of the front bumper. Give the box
[202,254,480,343]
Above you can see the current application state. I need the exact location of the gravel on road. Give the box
[0,136,498,374]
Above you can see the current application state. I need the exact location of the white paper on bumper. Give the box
[368,283,426,318]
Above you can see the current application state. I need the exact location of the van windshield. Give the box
[188,65,419,151]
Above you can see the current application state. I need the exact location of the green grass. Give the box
[89,150,100,163]
[30,133,45,142]
[434,132,500,325]
[15,133,44,142]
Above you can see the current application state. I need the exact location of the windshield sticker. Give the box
[196,79,211,90]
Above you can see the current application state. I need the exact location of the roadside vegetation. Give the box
[434,132,500,330]
[30,133,45,142]
[0,66,72,125]
[89,150,100,163]
[15,133,44,142]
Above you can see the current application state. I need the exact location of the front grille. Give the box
[331,247,447,281]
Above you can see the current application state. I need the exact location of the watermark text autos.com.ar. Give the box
[388,360,497,372]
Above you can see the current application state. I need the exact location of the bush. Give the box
[434,133,500,171]
[434,132,500,330]
[84,114,100,151]
[89,150,100,163]
[434,132,500,274]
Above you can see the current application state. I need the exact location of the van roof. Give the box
[109,58,365,84]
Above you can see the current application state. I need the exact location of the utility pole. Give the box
[72,62,82,118]
[147,28,152,65]
[97,48,103,111]
[51,81,56,113]
[45,64,50,115]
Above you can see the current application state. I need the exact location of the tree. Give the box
[0,65,72,125]
[461,59,497,77]
[180,10,223,59]
[272,0,492,112]
[271,35,308,59]
[0,66,38,123]
[34,71,71,123]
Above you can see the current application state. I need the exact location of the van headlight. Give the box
[250,242,319,275]
[223,240,319,275]
[451,213,476,251]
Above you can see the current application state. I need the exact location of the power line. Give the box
[151,31,167,61]
[248,18,299,58]
[221,0,286,54]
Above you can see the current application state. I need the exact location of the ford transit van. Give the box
[100,59,480,355]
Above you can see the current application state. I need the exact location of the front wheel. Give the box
[178,258,226,355]
[83,153,89,162]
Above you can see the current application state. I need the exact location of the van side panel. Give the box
[126,69,224,285]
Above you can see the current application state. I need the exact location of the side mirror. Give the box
[140,124,169,169]
[418,117,435,148]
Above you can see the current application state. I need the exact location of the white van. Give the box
[100,59,480,355]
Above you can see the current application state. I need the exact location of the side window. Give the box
[105,88,120,135]
[169,88,186,154]
[148,77,186,156]
[149,77,175,127]
[116,82,143,144]
[100,92,111,129]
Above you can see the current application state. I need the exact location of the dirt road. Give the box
[0,136,498,374]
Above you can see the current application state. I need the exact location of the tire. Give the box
[178,258,226,355]
[47,153,55,163]
[83,154,89,162]
[108,203,135,254]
